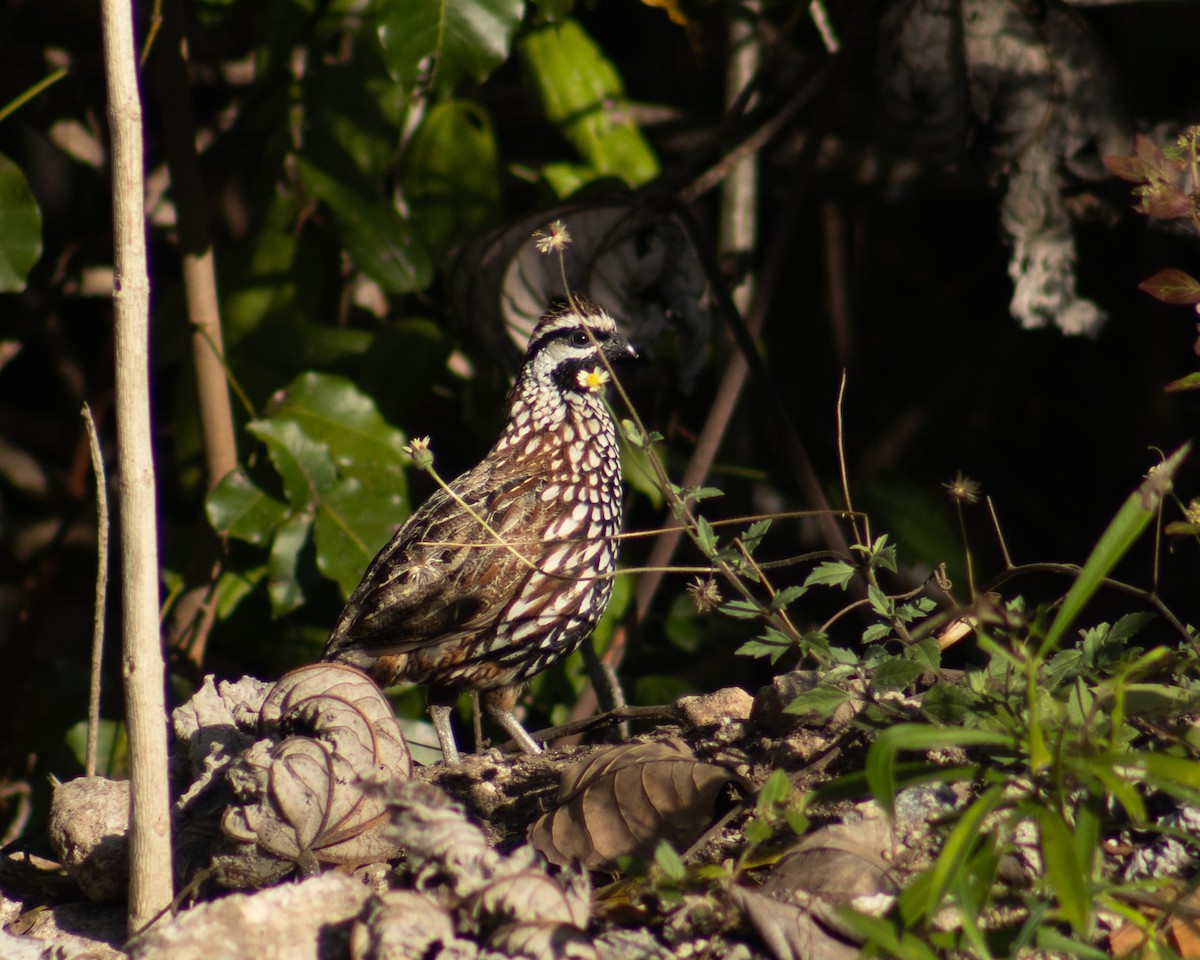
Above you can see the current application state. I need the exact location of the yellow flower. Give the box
[576,366,610,393]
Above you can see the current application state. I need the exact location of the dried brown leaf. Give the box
[217,665,410,879]
[1139,269,1200,305]
[761,819,898,906]
[470,870,590,930]
[259,662,412,781]
[487,920,598,960]
[728,887,860,960]
[350,890,475,960]
[528,739,740,871]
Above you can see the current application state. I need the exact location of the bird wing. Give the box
[338,459,549,653]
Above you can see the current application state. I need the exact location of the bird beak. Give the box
[604,334,638,361]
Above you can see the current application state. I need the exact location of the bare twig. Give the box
[82,404,109,779]
[99,0,174,930]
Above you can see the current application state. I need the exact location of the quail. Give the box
[323,294,636,761]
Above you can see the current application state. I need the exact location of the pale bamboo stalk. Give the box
[99,0,174,932]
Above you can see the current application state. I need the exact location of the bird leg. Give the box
[483,687,543,755]
[427,689,462,764]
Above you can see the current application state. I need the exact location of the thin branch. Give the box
[99,0,174,930]
[82,404,109,779]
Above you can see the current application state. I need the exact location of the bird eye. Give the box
[571,330,590,346]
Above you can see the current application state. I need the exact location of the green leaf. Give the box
[1037,808,1090,936]
[653,839,686,881]
[268,511,313,617]
[695,516,717,555]
[737,629,792,664]
[313,476,401,597]
[1039,444,1188,657]
[267,373,409,496]
[867,583,893,618]
[784,684,852,718]
[1138,267,1200,304]
[757,768,792,810]
[518,19,659,191]
[740,519,771,552]
[804,559,856,589]
[0,153,42,292]
[1164,371,1200,393]
[248,418,337,510]
[376,0,524,97]
[871,656,924,693]
[206,467,289,545]
[65,719,128,779]
[401,99,500,258]
[770,585,806,610]
[719,598,760,619]
[294,155,432,294]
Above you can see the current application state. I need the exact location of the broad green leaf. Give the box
[1039,444,1188,657]
[248,418,337,509]
[375,0,524,96]
[518,19,659,191]
[268,511,312,617]
[0,153,41,292]
[801,559,859,588]
[313,476,403,598]
[695,516,717,555]
[206,467,289,545]
[401,99,500,259]
[295,155,432,294]
[65,719,128,778]
[783,684,852,718]
[871,656,924,693]
[266,372,408,496]
[1037,808,1090,936]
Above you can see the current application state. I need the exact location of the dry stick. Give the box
[82,404,109,779]
[154,0,238,669]
[99,0,174,932]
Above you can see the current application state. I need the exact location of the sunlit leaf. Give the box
[206,467,290,545]
[268,511,312,617]
[518,18,659,191]
[375,0,524,96]
[401,99,500,258]
[249,418,337,510]
[295,155,432,294]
